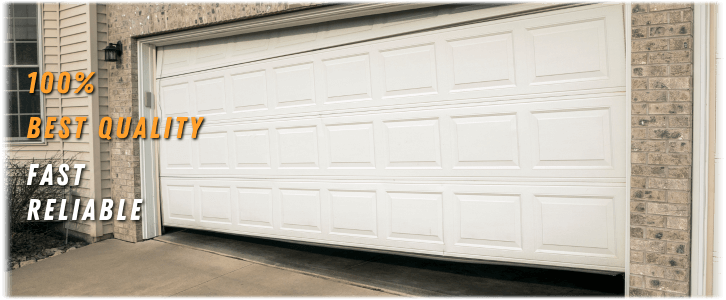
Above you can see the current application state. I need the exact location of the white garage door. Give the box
[155,4,626,272]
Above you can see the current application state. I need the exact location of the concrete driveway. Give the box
[10,229,624,296]
[9,239,393,296]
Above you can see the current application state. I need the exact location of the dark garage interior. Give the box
[158,227,625,296]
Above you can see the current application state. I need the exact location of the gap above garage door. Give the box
[153,4,627,272]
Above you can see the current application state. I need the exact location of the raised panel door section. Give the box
[161,43,191,72]
[276,24,319,48]
[273,62,316,108]
[198,132,229,169]
[167,185,195,221]
[329,190,377,238]
[380,44,437,98]
[234,129,271,169]
[196,38,228,65]
[323,17,374,39]
[326,123,376,169]
[322,54,372,103]
[387,192,443,243]
[194,77,226,116]
[452,113,519,169]
[447,32,516,92]
[530,107,612,168]
[383,118,441,169]
[527,18,609,85]
[534,195,617,258]
[160,82,190,118]
[231,70,268,112]
[280,189,321,233]
[231,31,270,57]
[277,126,319,169]
[237,188,273,228]
[163,137,193,170]
[454,193,522,250]
[200,187,232,224]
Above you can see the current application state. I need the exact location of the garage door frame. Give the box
[135,2,632,287]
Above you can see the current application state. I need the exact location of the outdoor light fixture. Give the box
[103,41,123,62]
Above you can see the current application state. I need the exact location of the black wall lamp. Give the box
[103,41,123,62]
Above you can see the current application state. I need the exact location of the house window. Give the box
[5,3,40,141]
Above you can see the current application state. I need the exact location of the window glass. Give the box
[14,18,36,41]
[19,114,38,137]
[14,4,36,18]
[8,115,19,138]
[3,17,13,41]
[6,42,14,64]
[19,91,39,113]
[5,3,40,140]
[17,67,38,90]
[5,68,17,90]
[7,92,17,114]
[15,43,36,64]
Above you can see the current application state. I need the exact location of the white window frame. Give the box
[4,3,45,144]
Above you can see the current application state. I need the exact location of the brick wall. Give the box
[630,3,693,297]
[106,3,317,242]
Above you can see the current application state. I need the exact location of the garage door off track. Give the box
[155,4,626,272]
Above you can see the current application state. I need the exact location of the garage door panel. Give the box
[447,31,516,92]
[326,122,376,169]
[451,113,520,169]
[161,132,193,170]
[277,125,320,169]
[452,193,523,251]
[234,129,272,169]
[230,70,269,112]
[160,179,624,269]
[444,184,624,269]
[530,107,613,169]
[193,76,227,116]
[157,5,624,126]
[200,186,233,224]
[380,43,438,98]
[237,187,274,228]
[272,62,317,108]
[386,191,444,243]
[525,18,609,85]
[165,185,196,222]
[159,82,191,118]
[322,54,373,104]
[382,118,442,169]
[159,95,623,178]
[329,189,378,237]
[534,195,617,256]
[197,131,231,169]
[157,4,626,272]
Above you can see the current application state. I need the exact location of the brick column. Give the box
[108,5,143,242]
[629,3,693,296]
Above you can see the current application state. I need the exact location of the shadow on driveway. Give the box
[157,227,625,296]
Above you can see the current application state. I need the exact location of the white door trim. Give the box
[135,3,581,47]
[692,3,712,296]
[624,2,633,295]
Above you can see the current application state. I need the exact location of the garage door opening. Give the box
[158,226,625,296]
[146,3,627,276]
